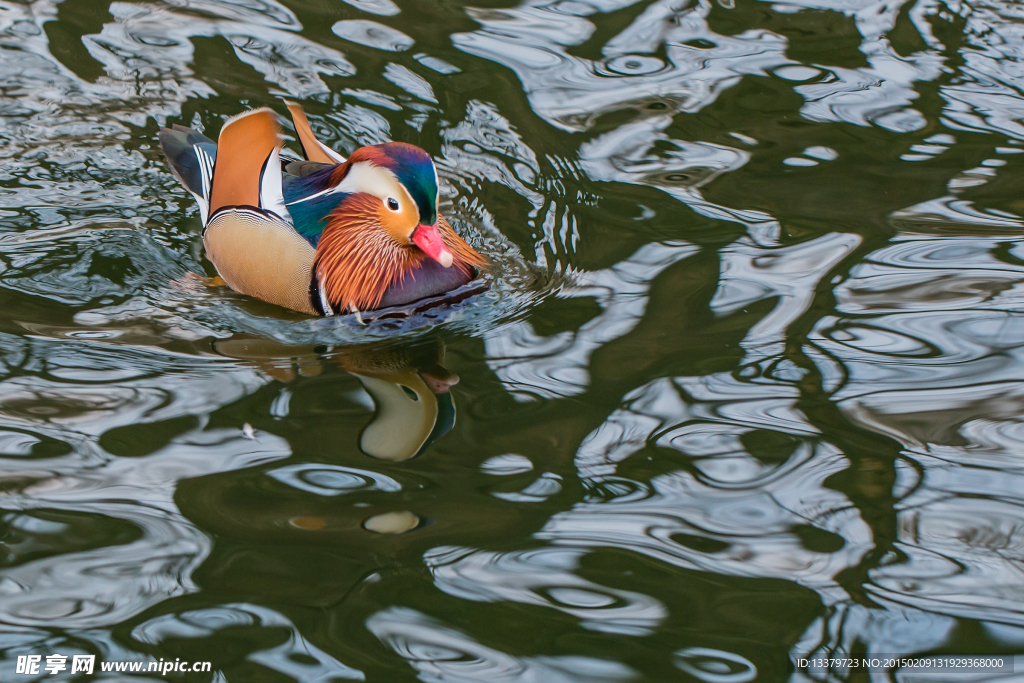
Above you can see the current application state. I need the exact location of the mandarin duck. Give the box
[158,104,485,316]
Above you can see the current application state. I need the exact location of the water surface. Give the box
[2,0,1024,680]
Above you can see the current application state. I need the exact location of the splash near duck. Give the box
[158,105,487,317]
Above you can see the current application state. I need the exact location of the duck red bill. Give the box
[412,223,454,268]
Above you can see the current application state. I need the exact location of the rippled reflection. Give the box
[0,347,283,628]
[453,0,790,132]
[368,607,636,682]
[216,336,460,460]
[426,546,666,635]
[134,604,365,680]
[5,0,1024,678]
[675,647,757,683]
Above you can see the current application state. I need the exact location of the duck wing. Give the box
[283,159,335,177]
[285,101,346,164]
[201,108,317,314]
[277,102,352,248]
[281,163,350,249]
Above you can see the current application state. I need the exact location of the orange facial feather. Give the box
[313,195,487,312]
[437,216,487,272]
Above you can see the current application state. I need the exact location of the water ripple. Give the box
[332,20,414,52]
[367,607,636,682]
[484,240,698,399]
[133,603,365,679]
[803,191,1024,648]
[0,428,288,628]
[480,453,534,475]
[454,0,790,132]
[5,0,1024,676]
[544,375,871,597]
[267,463,402,496]
[425,545,666,635]
[674,647,757,683]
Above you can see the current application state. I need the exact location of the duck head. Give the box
[338,143,448,264]
[313,143,485,314]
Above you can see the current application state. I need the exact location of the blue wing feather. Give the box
[282,165,347,247]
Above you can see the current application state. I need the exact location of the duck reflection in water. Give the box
[212,335,459,463]
[342,349,458,462]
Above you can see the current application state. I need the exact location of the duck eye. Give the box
[386,197,399,211]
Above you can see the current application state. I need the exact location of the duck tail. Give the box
[158,124,217,225]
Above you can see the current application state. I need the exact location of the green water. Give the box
[3,0,1024,680]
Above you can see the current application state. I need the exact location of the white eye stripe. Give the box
[434,163,440,211]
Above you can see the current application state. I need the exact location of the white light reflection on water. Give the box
[7,0,1024,678]
[456,0,1024,668]
[368,607,636,682]
[485,240,698,399]
[453,0,791,132]
[540,375,872,596]
[134,604,365,680]
[0,350,281,631]
[425,546,666,635]
[797,202,1024,664]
